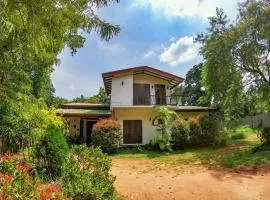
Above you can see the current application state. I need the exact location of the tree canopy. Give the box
[71,87,110,104]
[181,63,210,106]
[0,0,119,152]
[0,0,120,102]
[196,0,270,118]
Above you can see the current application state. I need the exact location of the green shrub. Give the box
[0,97,64,153]
[188,118,203,146]
[231,133,246,140]
[92,119,122,153]
[213,131,228,147]
[259,127,270,143]
[199,115,223,145]
[171,119,190,148]
[33,125,69,180]
[61,145,116,200]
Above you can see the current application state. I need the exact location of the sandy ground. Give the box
[111,158,270,200]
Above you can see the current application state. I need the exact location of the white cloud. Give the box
[132,0,244,19]
[159,36,201,67]
[144,50,156,59]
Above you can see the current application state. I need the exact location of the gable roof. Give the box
[102,66,184,94]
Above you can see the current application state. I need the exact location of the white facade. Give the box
[110,73,172,107]
[111,74,133,106]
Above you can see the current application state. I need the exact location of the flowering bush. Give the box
[92,119,122,153]
[61,145,116,200]
[0,154,64,199]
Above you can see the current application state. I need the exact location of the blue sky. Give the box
[51,0,244,100]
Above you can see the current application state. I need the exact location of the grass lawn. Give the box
[113,126,270,170]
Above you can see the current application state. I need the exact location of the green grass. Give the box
[226,125,255,140]
[113,126,270,170]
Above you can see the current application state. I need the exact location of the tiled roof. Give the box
[57,108,111,117]
[102,66,184,94]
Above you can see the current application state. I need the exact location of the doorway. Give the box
[155,84,166,105]
[86,120,97,145]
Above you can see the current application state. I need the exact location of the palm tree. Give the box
[152,106,179,151]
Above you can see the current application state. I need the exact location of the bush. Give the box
[259,127,270,143]
[92,119,122,153]
[0,155,64,199]
[213,131,228,147]
[188,118,203,146]
[171,119,190,148]
[199,115,223,145]
[33,125,69,180]
[231,133,246,140]
[0,97,64,153]
[61,145,116,200]
[149,132,172,151]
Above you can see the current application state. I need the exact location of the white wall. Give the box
[111,74,133,106]
[113,108,156,145]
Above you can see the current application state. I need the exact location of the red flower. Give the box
[16,161,32,172]
[38,184,62,200]
[0,173,12,182]
[0,153,13,162]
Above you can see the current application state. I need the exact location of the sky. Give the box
[51,0,244,100]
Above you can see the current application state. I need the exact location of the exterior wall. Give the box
[113,108,156,145]
[111,74,133,106]
[113,108,210,145]
[133,73,171,97]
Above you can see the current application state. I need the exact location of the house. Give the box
[58,66,216,145]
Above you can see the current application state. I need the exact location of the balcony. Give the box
[133,94,182,106]
[150,95,180,106]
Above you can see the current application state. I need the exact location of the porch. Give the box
[57,103,111,144]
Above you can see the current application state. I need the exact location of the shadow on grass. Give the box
[114,135,270,171]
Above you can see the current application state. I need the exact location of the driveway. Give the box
[112,158,270,200]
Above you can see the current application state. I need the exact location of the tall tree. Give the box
[183,63,210,106]
[196,1,270,118]
[0,0,120,101]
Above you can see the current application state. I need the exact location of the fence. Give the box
[232,113,270,128]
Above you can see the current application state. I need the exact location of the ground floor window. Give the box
[123,120,142,144]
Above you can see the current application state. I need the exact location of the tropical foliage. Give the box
[33,125,69,180]
[196,0,270,118]
[176,63,210,106]
[151,106,178,151]
[61,145,116,200]
[71,87,110,104]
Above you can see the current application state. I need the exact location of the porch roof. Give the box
[57,108,111,118]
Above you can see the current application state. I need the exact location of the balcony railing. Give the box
[150,95,180,106]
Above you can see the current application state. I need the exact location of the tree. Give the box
[71,87,110,104]
[182,63,210,106]
[0,0,119,152]
[196,1,270,118]
[0,0,120,101]
[152,106,178,151]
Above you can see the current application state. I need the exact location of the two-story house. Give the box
[59,66,216,145]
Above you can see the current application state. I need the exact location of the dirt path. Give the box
[112,158,270,200]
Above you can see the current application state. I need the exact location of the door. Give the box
[155,84,166,105]
[86,121,96,145]
[133,84,150,105]
[123,120,142,144]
